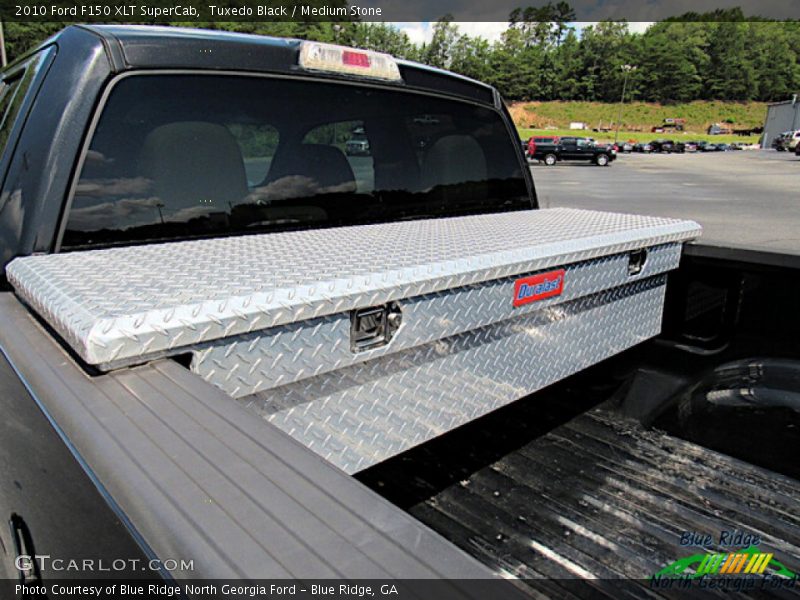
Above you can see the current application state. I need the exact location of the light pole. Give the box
[615,64,636,145]
[0,20,7,68]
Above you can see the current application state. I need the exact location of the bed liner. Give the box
[410,408,800,597]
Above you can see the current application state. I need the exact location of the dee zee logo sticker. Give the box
[513,270,565,307]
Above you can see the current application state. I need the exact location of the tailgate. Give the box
[6,208,701,472]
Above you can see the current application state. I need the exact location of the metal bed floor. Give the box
[407,408,800,598]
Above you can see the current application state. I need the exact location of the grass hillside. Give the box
[517,127,760,145]
[510,101,767,133]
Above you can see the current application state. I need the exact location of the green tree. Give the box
[705,21,756,100]
[421,16,459,68]
[636,24,702,103]
[4,23,66,60]
[488,26,540,100]
[346,23,417,59]
[4,7,800,106]
[746,22,800,101]
[551,28,582,100]
[577,21,631,102]
[449,35,493,82]
[508,1,575,48]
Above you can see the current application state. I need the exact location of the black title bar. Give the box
[1,0,799,23]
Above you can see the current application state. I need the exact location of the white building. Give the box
[763,96,800,148]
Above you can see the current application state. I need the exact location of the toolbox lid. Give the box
[6,208,700,369]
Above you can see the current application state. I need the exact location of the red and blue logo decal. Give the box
[513,269,565,307]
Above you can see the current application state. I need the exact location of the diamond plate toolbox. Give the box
[243,277,667,474]
[7,208,700,470]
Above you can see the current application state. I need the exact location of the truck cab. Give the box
[0,25,535,267]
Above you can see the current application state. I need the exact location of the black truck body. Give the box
[530,136,617,166]
[0,25,798,599]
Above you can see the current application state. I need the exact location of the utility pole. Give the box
[0,20,7,68]
[615,64,636,145]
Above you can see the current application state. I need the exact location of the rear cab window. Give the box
[62,74,530,248]
[226,123,279,187]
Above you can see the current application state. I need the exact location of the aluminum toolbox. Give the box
[7,208,700,473]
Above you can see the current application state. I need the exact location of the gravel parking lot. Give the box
[532,150,800,256]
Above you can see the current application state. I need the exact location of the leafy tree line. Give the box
[413,8,800,103]
[4,5,800,104]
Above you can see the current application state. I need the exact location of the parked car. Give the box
[700,143,720,152]
[344,125,371,156]
[676,141,699,153]
[650,139,676,153]
[345,138,371,156]
[632,142,653,153]
[773,131,792,151]
[530,136,617,166]
[786,130,800,151]
[617,142,633,153]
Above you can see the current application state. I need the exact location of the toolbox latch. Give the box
[628,248,648,276]
[351,303,402,352]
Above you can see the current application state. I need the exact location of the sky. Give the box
[393,21,656,46]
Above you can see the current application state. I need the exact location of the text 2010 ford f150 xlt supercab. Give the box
[1,25,798,598]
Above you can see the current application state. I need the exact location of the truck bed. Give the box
[5,284,800,593]
[405,408,800,596]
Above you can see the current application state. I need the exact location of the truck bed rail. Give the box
[0,293,491,581]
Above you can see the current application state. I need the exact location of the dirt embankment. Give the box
[508,100,767,134]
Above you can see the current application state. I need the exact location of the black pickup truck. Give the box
[530,136,617,166]
[0,25,798,599]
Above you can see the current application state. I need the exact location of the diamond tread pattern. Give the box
[6,208,699,369]
[195,244,681,398]
[239,277,667,474]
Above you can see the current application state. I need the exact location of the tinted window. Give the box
[303,120,374,193]
[63,75,529,248]
[226,123,279,187]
